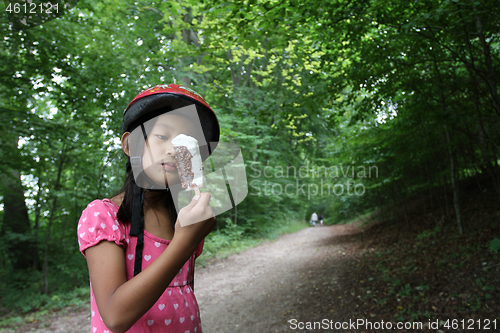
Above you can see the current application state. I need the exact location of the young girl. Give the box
[77,84,219,333]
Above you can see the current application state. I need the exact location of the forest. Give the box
[0,0,499,330]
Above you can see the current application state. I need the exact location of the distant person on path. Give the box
[318,214,324,226]
[77,84,218,333]
[310,212,318,227]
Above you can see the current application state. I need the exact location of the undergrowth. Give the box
[197,218,308,267]
[0,287,89,328]
[336,189,500,331]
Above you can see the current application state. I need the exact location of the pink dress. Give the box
[78,199,203,333]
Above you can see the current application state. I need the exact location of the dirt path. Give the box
[196,224,360,333]
[9,224,362,333]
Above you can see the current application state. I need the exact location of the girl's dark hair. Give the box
[115,161,177,230]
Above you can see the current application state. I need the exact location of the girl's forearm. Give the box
[90,239,198,333]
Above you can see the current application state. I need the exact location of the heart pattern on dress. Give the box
[83,200,203,332]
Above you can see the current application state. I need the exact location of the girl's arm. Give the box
[85,193,215,333]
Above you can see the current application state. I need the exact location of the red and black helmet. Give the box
[122,83,220,146]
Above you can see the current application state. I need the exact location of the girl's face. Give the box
[125,112,198,188]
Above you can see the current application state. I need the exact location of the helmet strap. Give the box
[130,183,146,276]
[129,182,171,276]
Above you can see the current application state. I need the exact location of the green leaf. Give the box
[490,238,500,254]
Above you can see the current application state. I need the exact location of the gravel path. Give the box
[196,224,360,333]
[8,224,361,333]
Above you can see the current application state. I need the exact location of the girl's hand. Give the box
[174,192,215,249]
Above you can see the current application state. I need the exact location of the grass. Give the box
[338,209,380,228]
[0,286,90,329]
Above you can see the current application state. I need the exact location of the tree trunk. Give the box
[33,177,43,271]
[440,173,451,220]
[42,147,67,294]
[472,3,500,119]
[444,124,464,235]
[0,135,38,270]
[42,195,59,294]
[0,168,37,270]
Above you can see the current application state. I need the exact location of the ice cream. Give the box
[172,134,205,192]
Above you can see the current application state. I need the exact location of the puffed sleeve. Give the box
[77,200,127,257]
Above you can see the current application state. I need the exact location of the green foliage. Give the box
[1,0,499,318]
[198,217,307,266]
[489,238,500,254]
[0,250,88,312]
[417,226,442,241]
[0,287,89,327]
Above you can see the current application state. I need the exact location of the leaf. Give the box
[490,238,500,254]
